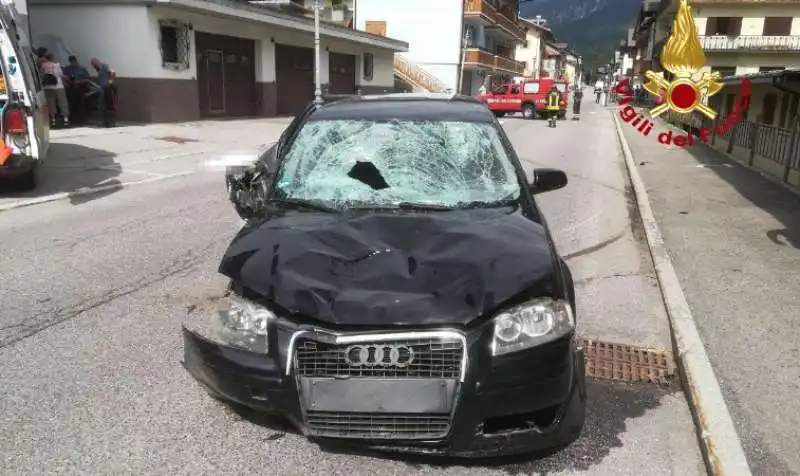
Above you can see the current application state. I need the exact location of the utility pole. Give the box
[313,0,322,104]
[250,0,322,104]
[457,28,471,95]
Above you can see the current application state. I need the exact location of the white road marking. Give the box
[95,165,168,177]
[0,171,195,212]
[696,163,732,168]
[613,113,752,475]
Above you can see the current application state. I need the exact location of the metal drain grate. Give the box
[582,339,675,385]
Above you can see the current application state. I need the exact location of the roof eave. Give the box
[30,0,409,52]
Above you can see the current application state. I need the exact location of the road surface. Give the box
[0,101,705,475]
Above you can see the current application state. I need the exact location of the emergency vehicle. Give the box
[478,78,570,119]
[0,0,50,189]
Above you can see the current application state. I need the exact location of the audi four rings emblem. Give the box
[344,344,415,367]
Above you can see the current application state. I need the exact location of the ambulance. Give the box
[0,0,50,189]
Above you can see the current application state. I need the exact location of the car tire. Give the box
[493,111,506,118]
[522,104,535,119]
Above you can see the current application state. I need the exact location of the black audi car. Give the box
[183,93,586,458]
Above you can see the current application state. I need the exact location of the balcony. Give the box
[463,0,496,23]
[463,48,526,75]
[463,0,526,42]
[699,35,800,52]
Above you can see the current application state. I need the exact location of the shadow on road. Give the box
[228,378,672,472]
[682,144,800,250]
[0,142,120,205]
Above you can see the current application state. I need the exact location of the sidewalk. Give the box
[620,122,800,475]
[0,117,293,208]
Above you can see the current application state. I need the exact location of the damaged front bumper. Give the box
[182,321,586,458]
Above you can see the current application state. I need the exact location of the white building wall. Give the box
[515,28,543,77]
[691,5,800,74]
[355,0,463,90]
[29,4,394,88]
[30,5,152,77]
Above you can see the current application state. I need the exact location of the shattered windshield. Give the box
[273,119,521,209]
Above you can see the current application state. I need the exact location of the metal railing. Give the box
[393,54,446,93]
[699,35,800,52]
[463,48,525,74]
[667,112,800,181]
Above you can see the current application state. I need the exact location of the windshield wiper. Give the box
[396,202,455,211]
[461,198,519,209]
[266,198,338,213]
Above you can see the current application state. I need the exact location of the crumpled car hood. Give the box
[219,210,558,326]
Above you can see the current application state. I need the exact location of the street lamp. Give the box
[250,0,323,104]
[457,28,472,95]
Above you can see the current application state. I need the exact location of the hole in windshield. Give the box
[273,119,521,210]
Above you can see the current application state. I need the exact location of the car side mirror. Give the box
[531,168,568,194]
[225,162,270,220]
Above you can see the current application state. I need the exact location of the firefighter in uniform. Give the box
[545,86,563,128]
[572,87,583,120]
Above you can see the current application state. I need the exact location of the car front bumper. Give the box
[182,322,586,458]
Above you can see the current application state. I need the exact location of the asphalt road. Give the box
[0,99,705,475]
[622,118,800,476]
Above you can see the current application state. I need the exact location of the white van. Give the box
[0,1,50,189]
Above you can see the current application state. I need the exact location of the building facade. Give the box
[29,0,405,123]
[652,0,800,77]
[515,17,554,78]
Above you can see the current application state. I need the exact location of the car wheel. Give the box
[522,104,535,119]
[493,111,506,118]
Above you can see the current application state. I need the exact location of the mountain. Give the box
[519,0,642,72]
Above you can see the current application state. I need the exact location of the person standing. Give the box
[63,56,91,125]
[545,85,563,128]
[572,87,583,120]
[91,58,117,127]
[40,53,70,128]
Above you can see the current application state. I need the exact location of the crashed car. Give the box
[183,93,586,457]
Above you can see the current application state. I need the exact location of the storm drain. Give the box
[581,339,676,385]
[154,136,198,144]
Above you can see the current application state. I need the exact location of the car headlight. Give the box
[490,298,574,356]
[185,293,275,353]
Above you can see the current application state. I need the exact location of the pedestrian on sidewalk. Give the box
[91,58,117,128]
[40,53,70,128]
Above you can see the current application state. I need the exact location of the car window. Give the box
[523,83,539,94]
[273,119,521,209]
[510,86,519,94]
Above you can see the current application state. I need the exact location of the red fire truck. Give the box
[478,78,570,119]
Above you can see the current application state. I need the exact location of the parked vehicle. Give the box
[479,78,570,120]
[0,3,50,190]
[183,93,586,458]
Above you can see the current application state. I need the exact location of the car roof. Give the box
[308,93,496,123]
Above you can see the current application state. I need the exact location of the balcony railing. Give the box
[464,48,525,75]
[463,0,496,22]
[699,35,800,52]
[463,0,525,41]
[491,10,526,40]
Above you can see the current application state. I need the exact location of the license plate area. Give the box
[299,377,458,413]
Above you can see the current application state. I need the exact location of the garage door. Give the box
[275,44,314,115]
[328,52,356,95]
[196,32,256,118]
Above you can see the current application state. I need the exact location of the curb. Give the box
[612,113,752,476]
[0,171,195,212]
